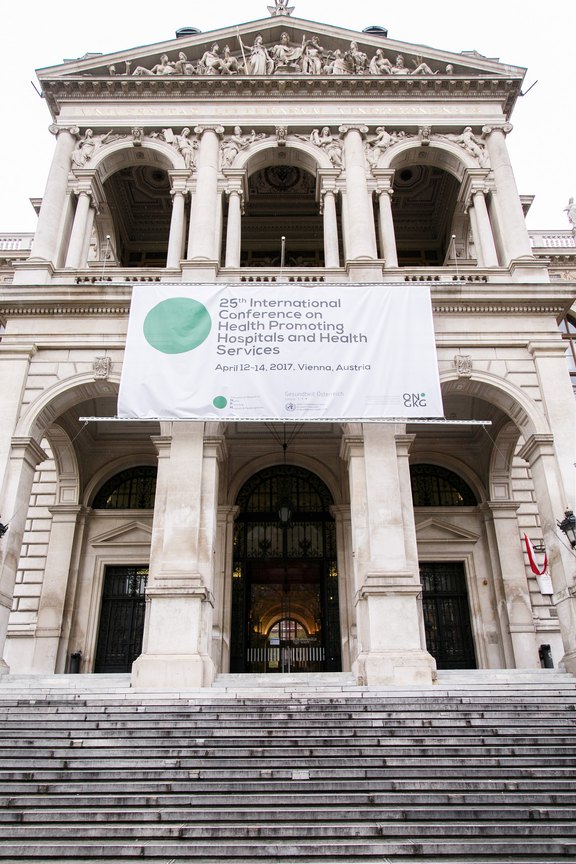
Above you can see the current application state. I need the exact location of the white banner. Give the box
[118,283,443,421]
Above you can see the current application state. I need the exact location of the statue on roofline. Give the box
[267,0,295,15]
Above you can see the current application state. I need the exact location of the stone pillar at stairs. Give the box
[131,422,226,688]
[341,423,436,685]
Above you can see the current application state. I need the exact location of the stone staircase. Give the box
[0,670,575,862]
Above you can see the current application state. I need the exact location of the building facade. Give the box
[0,8,575,688]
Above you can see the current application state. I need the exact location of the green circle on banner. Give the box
[143,297,212,354]
[213,396,227,409]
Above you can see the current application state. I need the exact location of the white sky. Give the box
[0,0,573,233]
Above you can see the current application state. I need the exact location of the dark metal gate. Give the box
[231,465,342,674]
[94,565,148,672]
[420,561,477,669]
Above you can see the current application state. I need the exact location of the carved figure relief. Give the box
[308,128,343,168]
[364,127,405,166]
[220,127,266,167]
[162,127,199,168]
[238,35,274,75]
[110,33,470,79]
[132,54,176,76]
[271,32,304,71]
[442,126,489,167]
[71,129,121,169]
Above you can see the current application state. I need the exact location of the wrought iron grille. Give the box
[92,466,157,509]
[94,565,148,672]
[420,561,476,669]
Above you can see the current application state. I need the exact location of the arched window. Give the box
[410,464,477,506]
[560,314,576,394]
[92,466,157,509]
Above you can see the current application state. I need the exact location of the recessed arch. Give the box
[439,371,550,439]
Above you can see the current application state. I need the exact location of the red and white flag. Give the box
[523,534,553,594]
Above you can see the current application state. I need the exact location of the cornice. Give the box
[41,74,521,118]
[0,281,572,318]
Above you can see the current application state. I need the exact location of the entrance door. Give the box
[420,561,477,669]
[246,560,325,673]
[230,465,342,673]
[94,565,148,672]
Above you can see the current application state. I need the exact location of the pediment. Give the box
[37,14,525,83]
[91,520,153,547]
[415,516,480,544]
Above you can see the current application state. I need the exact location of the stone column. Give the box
[518,434,576,675]
[482,124,532,263]
[224,190,243,269]
[373,171,398,268]
[166,189,187,269]
[482,502,540,668]
[0,344,37,496]
[341,424,436,685]
[338,126,377,260]
[470,187,499,267]
[186,191,196,259]
[80,201,96,266]
[330,504,354,671]
[318,170,341,269]
[188,126,224,260]
[132,422,226,688]
[64,189,93,269]
[29,125,79,264]
[528,341,576,491]
[31,504,84,673]
[0,437,47,673]
[321,190,340,268]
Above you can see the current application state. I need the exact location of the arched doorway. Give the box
[411,464,478,669]
[230,465,341,673]
[92,466,157,672]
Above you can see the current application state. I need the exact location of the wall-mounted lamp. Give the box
[557,510,576,548]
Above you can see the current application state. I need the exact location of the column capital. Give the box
[339,434,364,463]
[194,125,225,137]
[9,437,47,468]
[517,433,556,464]
[482,122,514,137]
[527,340,569,359]
[371,168,395,194]
[339,124,369,137]
[458,167,492,208]
[49,124,80,138]
[317,168,341,193]
[169,169,192,193]
[480,500,521,517]
[69,170,105,207]
[203,434,228,463]
[395,433,416,457]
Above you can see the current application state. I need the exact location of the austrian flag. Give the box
[523,533,554,595]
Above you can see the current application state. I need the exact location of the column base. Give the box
[560,650,576,678]
[131,653,215,689]
[354,650,437,687]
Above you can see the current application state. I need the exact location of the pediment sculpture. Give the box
[125,34,461,79]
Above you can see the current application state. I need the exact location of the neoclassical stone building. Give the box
[0,6,575,688]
